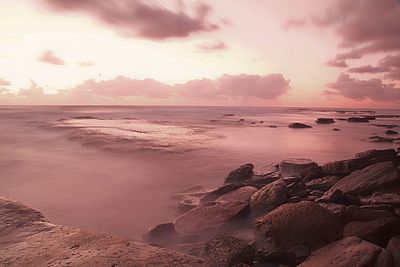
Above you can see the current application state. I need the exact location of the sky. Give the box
[0,0,400,107]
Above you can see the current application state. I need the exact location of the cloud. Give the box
[42,0,219,40]
[282,18,307,30]
[348,65,389,74]
[326,73,400,101]
[39,50,66,65]
[0,79,11,86]
[79,61,94,67]
[18,80,44,97]
[196,40,228,52]
[326,59,348,68]
[177,73,290,99]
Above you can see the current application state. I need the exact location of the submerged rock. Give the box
[386,130,398,135]
[260,201,343,249]
[299,236,382,267]
[280,158,318,177]
[325,161,399,196]
[174,201,250,235]
[347,117,370,122]
[142,223,176,244]
[288,123,312,129]
[249,180,287,214]
[216,186,258,203]
[202,232,255,267]
[224,164,254,184]
[316,118,335,124]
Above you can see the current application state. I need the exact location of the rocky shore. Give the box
[1,148,400,266]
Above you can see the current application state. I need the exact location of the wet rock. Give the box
[299,236,382,267]
[250,180,287,214]
[179,195,200,213]
[74,116,97,119]
[317,203,346,219]
[386,130,398,135]
[224,164,254,184]
[282,176,303,185]
[202,232,255,267]
[216,186,258,203]
[322,158,368,175]
[361,192,400,207]
[387,236,400,266]
[333,128,341,131]
[142,223,176,244]
[325,161,399,196]
[374,250,394,267]
[343,217,400,247]
[347,117,370,122]
[305,176,339,191]
[260,201,343,249]
[369,136,398,143]
[174,201,250,235]
[288,123,312,129]
[223,114,235,117]
[201,183,245,203]
[280,158,318,177]
[316,118,335,124]
[343,205,395,223]
[300,165,323,182]
[309,190,324,197]
[375,124,398,129]
[355,148,397,161]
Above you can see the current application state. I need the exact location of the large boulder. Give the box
[224,164,254,184]
[361,192,400,207]
[299,236,382,267]
[355,149,397,161]
[343,217,400,247]
[280,158,318,177]
[260,201,343,249]
[322,158,368,175]
[202,232,255,267]
[316,118,335,124]
[201,184,245,203]
[343,205,395,223]
[174,201,250,235]
[325,161,399,196]
[387,236,400,266]
[216,186,258,203]
[305,176,339,191]
[249,180,287,214]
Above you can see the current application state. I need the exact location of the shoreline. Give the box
[1,147,399,266]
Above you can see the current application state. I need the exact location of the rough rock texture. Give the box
[361,192,400,207]
[224,164,254,184]
[305,176,339,191]
[260,201,343,249]
[343,217,400,247]
[249,180,287,214]
[280,158,318,177]
[387,236,400,266]
[201,183,245,203]
[0,197,203,267]
[355,149,397,161]
[322,158,368,175]
[202,232,255,267]
[174,201,249,235]
[288,123,312,129]
[179,195,201,212]
[142,223,176,244]
[343,205,395,223]
[216,186,258,203]
[299,236,382,267]
[326,161,399,196]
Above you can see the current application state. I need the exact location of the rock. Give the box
[250,180,287,214]
[257,250,296,266]
[223,113,235,117]
[387,236,400,266]
[260,201,343,249]
[174,201,250,235]
[305,176,339,191]
[299,236,382,267]
[309,190,324,197]
[288,123,312,128]
[224,164,254,184]
[386,130,398,135]
[300,165,323,182]
[343,205,395,223]
[280,158,318,177]
[333,128,341,131]
[179,195,200,213]
[238,119,245,122]
[369,136,398,143]
[361,192,400,207]
[282,176,303,185]
[143,223,176,244]
[343,217,400,247]
[74,115,97,119]
[320,189,361,205]
[322,158,368,175]
[375,124,398,129]
[374,249,394,267]
[325,161,399,196]
[355,149,397,161]
[201,183,245,203]
[202,232,255,267]
[216,186,258,203]
[347,117,370,122]
[316,118,335,124]
[0,197,204,267]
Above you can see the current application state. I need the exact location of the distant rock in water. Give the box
[73,115,97,119]
[288,123,312,129]
[316,118,335,124]
[386,130,398,135]
[375,124,398,129]
[238,119,245,122]
[347,117,370,122]
[224,163,254,184]
[369,136,398,143]
[333,128,341,131]
[222,114,235,117]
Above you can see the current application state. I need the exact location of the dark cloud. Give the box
[348,65,389,74]
[42,0,219,40]
[326,59,348,68]
[196,40,228,52]
[39,50,66,65]
[326,73,400,101]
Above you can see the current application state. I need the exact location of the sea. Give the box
[0,105,399,239]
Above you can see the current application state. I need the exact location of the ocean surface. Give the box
[0,105,399,239]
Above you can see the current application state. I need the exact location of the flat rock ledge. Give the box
[0,197,203,267]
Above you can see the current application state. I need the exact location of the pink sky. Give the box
[0,0,399,107]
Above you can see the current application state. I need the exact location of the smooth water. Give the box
[0,105,399,239]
